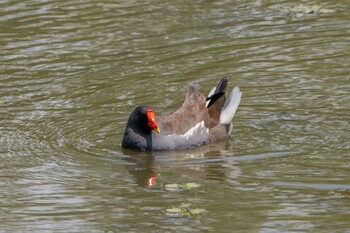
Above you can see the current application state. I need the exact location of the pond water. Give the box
[1,0,350,232]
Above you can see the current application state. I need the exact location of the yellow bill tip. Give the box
[154,128,160,134]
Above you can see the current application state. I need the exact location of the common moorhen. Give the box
[122,78,242,151]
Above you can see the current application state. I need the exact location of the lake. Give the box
[1,0,349,232]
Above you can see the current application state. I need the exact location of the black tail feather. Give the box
[215,78,228,94]
[206,78,228,108]
[206,92,224,108]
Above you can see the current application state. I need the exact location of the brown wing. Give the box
[159,78,230,141]
[159,86,210,135]
[207,94,225,128]
[207,78,228,128]
[208,124,230,143]
[207,78,231,142]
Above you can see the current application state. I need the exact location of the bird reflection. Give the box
[122,141,241,189]
[121,149,159,189]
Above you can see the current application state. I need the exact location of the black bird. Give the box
[122,78,242,151]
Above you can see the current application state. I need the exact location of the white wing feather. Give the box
[219,87,242,124]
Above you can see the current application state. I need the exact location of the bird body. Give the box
[122,78,242,151]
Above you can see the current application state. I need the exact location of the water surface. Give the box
[1,0,350,232]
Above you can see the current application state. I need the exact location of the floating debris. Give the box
[165,203,207,218]
[165,207,183,218]
[319,8,337,14]
[164,183,181,192]
[183,182,201,190]
[328,102,341,109]
[269,4,337,17]
[164,182,201,192]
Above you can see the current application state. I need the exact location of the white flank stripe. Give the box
[184,121,207,138]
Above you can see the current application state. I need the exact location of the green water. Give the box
[1,0,349,232]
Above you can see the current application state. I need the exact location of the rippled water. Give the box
[1,0,350,232]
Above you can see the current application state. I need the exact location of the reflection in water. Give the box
[122,142,241,189]
[122,149,158,189]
